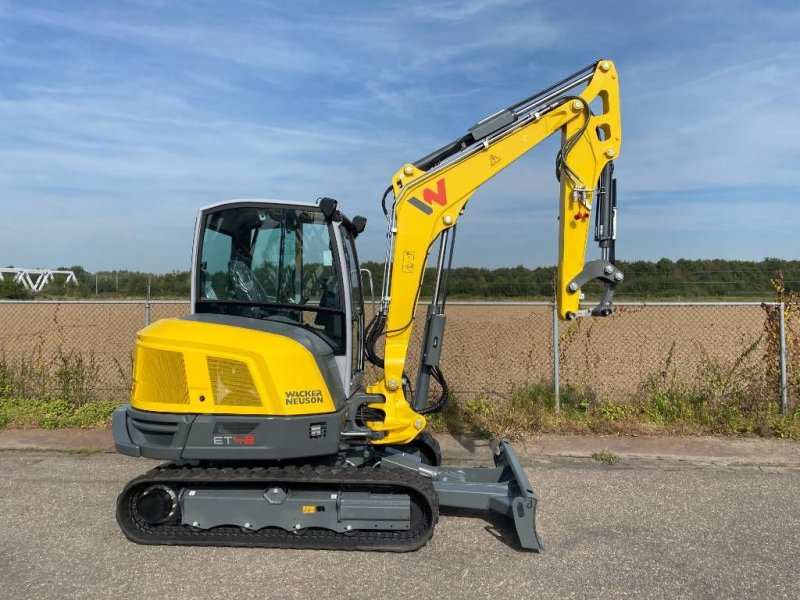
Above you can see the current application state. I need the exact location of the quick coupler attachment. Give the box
[381,438,543,551]
[565,259,623,319]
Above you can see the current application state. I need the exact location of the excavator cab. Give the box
[113,199,371,461]
[193,200,365,392]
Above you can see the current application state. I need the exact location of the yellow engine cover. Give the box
[130,318,337,416]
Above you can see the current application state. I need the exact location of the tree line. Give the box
[1,258,798,300]
[360,258,799,300]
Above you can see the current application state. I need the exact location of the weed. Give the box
[591,451,619,465]
[465,397,494,416]
[52,351,102,406]
[0,446,104,455]
[430,366,800,441]
[65,447,104,456]
[596,401,630,422]
[0,345,106,405]
[0,397,117,429]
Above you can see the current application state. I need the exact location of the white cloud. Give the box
[0,0,797,270]
[411,0,529,22]
[620,59,800,192]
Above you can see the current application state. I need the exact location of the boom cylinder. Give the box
[413,230,451,412]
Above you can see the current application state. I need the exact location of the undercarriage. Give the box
[117,463,438,552]
[114,406,542,552]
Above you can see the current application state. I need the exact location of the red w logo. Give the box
[422,178,448,206]
[409,178,448,215]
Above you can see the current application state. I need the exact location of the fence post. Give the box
[552,302,560,413]
[779,301,788,415]
[144,301,151,327]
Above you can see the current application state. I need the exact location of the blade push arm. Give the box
[367,60,621,444]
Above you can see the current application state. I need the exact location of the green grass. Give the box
[0,446,105,455]
[0,347,120,429]
[0,397,117,429]
[591,451,620,465]
[64,446,105,455]
[428,378,800,441]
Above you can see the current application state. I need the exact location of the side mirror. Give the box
[352,216,367,235]
[318,197,339,220]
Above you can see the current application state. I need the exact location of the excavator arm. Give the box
[365,59,622,444]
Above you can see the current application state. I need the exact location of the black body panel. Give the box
[113,405,343,461]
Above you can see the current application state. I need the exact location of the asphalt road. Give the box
[1,451,798,600]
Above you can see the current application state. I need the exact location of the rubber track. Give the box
[116,464,439,552]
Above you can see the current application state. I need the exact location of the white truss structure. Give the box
[0,268,79,292]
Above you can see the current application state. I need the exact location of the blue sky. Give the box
[1,0,798,272]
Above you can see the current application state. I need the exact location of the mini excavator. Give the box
[113,59,622,551]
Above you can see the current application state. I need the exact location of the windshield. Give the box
[196,204,344,353]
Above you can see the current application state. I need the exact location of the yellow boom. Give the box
[366,60,622,444]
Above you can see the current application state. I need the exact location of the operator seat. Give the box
[229,260,270,303]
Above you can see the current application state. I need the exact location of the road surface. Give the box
[1,450,798,599]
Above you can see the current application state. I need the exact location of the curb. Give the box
[437,433,800,468]
[0,428,114,453]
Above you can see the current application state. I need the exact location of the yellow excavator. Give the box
[113,59,622,551]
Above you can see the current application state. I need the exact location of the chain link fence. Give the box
[0,300,794,413]
[558,302,784,407]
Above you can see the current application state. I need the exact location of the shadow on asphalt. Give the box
[440,506,523,551]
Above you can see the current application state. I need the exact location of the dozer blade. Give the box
[381,438,543,551]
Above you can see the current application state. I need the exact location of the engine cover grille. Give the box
[134,348,190,405]
[207,357,261,407]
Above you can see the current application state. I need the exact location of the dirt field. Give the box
[0,301,782,403]
[407,303,775,401]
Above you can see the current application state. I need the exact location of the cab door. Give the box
[339,226,365,391]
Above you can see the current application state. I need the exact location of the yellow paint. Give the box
[130,318,337,416]
[402,251,415,273]
[367,60,622,445]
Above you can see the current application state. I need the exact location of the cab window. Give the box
[339,226,364,373]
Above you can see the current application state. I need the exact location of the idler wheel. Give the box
[135,485,178,525]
